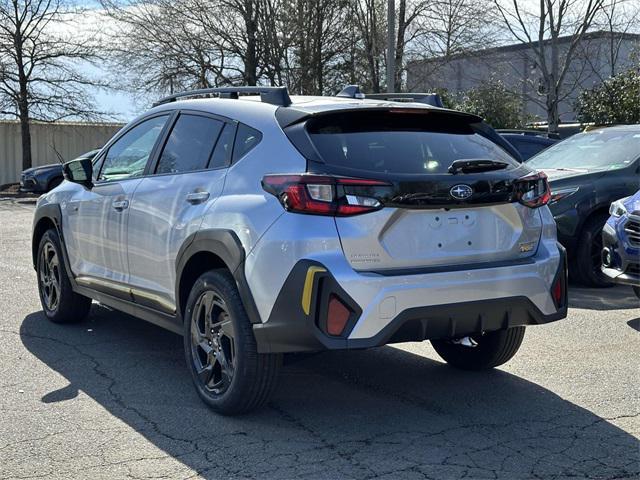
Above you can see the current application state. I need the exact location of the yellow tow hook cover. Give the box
[302,266,326,315]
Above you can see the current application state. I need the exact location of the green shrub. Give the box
[454,80,525,129]
[576,69,640,124]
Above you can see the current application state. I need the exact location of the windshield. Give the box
[527,129,640,171]
[306,111,516,175]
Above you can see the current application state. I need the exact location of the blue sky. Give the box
[79,61,142,122]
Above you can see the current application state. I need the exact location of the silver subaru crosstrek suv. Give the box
[32,86,567,414]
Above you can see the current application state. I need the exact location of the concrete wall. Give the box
[0,121,123,185]
[407,34,640,124]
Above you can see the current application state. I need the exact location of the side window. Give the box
[92,153,105,181]
[156,114,224,175]
[209,123,236,169]
[232,123,262,163]
[99,115,168,182]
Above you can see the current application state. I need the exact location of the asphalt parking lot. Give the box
[0,198,638,480]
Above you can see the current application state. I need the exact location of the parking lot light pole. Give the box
[387,0,395,93]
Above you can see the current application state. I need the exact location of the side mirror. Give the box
[63,158,93,189]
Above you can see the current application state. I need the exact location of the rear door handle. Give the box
[112,199,129,211]
[186,191,210,204]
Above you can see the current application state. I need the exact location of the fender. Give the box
[31,203,81,291]
[175,229,262,325]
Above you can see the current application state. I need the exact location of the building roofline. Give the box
[0,119,125,127]
[411,30,640,65]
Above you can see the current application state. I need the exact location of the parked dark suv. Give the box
[526,125,640,286]
[20,150,99,193]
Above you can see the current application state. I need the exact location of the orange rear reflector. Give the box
[327,294,351,336]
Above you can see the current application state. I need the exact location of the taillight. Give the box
[515,172,551,208]
[261,174,390,216]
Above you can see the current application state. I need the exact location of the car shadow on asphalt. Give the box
[20,307,639,479]
[569,284,639,311]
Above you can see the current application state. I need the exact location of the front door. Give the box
[63,114,171,289]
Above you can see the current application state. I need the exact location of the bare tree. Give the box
[597,0,640,77]
[417,0,498,58]
[101,0,233,96]
[351,0,386,92]
[493,0,604,133]
[393,0,427,90]
[0,0,104,170]
[404,0,499,93]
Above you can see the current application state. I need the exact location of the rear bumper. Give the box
[253,242,567,353]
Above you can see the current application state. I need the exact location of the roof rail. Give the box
[152,86,292,107]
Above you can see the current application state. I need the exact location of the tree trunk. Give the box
[394,0,406,92]
[548,33,560,134]
[244,1,258,86]
[15,25,32,170]
[19,105,32,172]
[546,87,560,134]
[313,2,323,95]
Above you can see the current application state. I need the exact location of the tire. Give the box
[37,229,92,323]
[431,326,526,371]
[183,270,282,415]
[46,177,63,192]
[633,286,640,300]
[575,213,613,287]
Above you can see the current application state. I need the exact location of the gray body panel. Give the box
[126,169,228,313]
[63,178,142,284]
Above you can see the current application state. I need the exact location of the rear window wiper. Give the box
[448,159,510,174]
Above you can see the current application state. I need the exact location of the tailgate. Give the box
[336,203,542,271]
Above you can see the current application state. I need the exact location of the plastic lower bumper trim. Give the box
[253,252,567,354]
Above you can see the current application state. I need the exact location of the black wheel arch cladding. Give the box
[175,229,262,325]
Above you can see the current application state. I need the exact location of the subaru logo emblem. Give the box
[450,184,473,200]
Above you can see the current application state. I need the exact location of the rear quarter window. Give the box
[306,111,517,175]
[232,124,262,163]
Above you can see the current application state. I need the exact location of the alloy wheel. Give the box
[190,291,236,395]
[39,242,61,312]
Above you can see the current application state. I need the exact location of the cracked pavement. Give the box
[0,198,638,479]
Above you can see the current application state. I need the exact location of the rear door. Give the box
[126,112,235,314]
[301,109,544,272]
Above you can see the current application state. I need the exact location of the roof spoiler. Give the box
[336,85,444,108]
[153,86,292,107]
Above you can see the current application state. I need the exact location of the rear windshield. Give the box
[306,111,516,175]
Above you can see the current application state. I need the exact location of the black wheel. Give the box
[46,176,63,192]
[183,270,282,415]
[633,286,640,300]
[575,213,613,287]
[431,327,526,370]
[37,229,92,323]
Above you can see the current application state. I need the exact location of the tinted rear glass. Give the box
[306,111,515,175]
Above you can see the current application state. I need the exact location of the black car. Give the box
[526,125,640,286]
[500,132,557,161]
[20,149,100,193]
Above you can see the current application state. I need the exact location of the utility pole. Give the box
[387,0,395,93]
